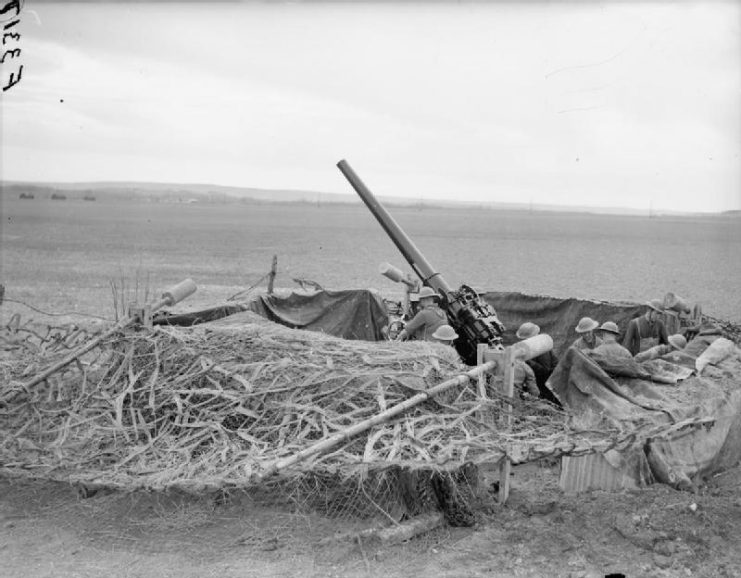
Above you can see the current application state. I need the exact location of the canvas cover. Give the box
[152,290,388,341]
[549,346,741,490]
[155,290,648,350]
[482,291,647,355]
[245,289,389,341]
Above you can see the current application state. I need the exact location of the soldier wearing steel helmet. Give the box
[622,299,669,356]
[395,286,448,342]
[571,317,603,352]
[431,324,459,347]
[592,321,632,360]
[634,333,687,363]
[516,322,560,404]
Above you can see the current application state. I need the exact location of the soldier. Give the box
[396,286,447,342]
[431,324,458,347]
[516,322,560,404]
[571,317,603,352]
[514,361,540,398]
[623,300,669,356]
[635,333,687,363]
[593,321,632,359]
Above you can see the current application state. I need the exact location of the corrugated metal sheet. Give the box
[559,453,640,494]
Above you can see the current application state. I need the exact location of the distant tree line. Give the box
[6,184,96,201]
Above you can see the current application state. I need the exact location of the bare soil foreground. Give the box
[2,462,741,578]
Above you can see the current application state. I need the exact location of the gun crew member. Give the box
[516,322,560,404]
[593,321,632,359]
[515,360,540,398]
[431,324,459,347]
[396,286,447,342]
[634,334,687,363]
[571,317,603,352]
[623,299,669,356]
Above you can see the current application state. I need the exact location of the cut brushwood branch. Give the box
[2,279,196,403]
[375,512,446,544]
[257,361,496,480]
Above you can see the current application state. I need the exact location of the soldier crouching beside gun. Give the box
[395,286,447,342]
[514,361,541,399]
[484,359,540,399]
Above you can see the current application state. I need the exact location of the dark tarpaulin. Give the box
[246,289,389,341]
[549,347,741,490]
[482,291,647,355]
[151,290,388,341]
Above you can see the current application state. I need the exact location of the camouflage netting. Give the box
[0,313,681,524]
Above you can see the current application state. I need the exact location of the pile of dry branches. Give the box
[1,315,630,495]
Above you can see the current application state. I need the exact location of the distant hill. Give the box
[0,180,728,217]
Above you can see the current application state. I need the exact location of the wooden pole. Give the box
[375,512,445,543]
[267,255,278,294]
[498,346,515,504]
[476,344,488,399]
[257,361,497,480]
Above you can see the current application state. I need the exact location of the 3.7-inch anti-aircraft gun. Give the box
[337,160,505,364]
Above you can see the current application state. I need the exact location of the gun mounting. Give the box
[336,159,504,363]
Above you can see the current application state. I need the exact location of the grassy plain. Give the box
[1,195,740,323]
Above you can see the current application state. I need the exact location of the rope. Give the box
[226,272,271,302]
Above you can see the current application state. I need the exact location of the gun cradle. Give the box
[336,159,505,365]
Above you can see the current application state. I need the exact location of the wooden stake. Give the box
[498,346,515,504]
[267,255,278,294]
[476,344,488,399]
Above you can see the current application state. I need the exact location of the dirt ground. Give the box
[2,461,740,578]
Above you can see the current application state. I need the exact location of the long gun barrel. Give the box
[337,159,504,362]
[337,160,450,293]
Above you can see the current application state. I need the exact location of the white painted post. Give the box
[499,346,515,504]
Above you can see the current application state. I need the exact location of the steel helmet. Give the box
[598,321,621,335]
[418,286,438,300]
[575,317,599,333]
[516,322,540,340]
[668,334,687,350]
[432,325,458,341]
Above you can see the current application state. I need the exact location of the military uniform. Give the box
[572,335,603,352]
[403,306,448,341]
[623,316,668,356]
[593,340,633,360]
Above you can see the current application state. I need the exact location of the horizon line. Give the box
[2,178,738,217]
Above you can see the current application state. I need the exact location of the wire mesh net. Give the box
[0,312,674,528]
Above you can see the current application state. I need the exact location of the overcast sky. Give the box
[2,1,740,212]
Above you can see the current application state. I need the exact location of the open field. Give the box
[1,195,740,323]
[1,193,741,577]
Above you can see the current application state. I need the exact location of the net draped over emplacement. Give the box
[0,314,672,523]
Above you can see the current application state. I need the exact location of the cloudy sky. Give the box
[2,1,739,212]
